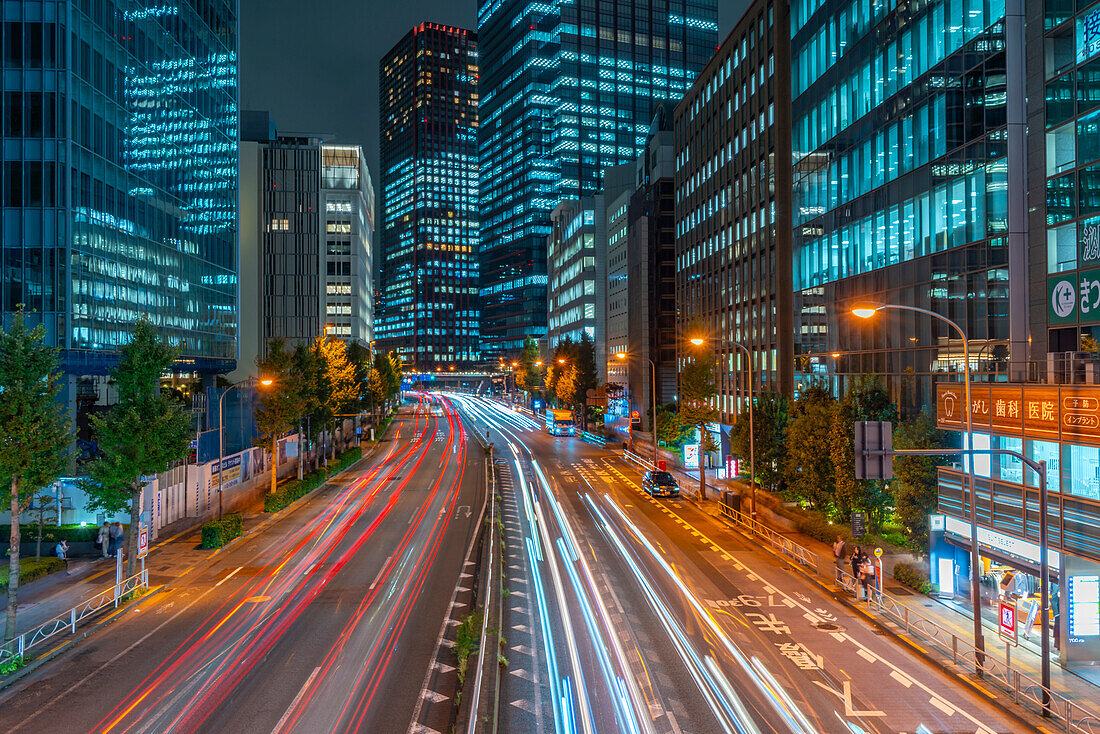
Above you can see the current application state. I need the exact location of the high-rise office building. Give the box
[376,23,479,369]
[606,103,678,436]
[790,0,1027,410]
[238,113,374,379]
[477,0,718,355]
[1,0,239,425]
[322,145,374,346]
[675,1,793,426]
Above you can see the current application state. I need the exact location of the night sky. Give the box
[240,0,744,186]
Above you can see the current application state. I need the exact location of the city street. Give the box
[0,396,484,734]
[454,396,1020,734]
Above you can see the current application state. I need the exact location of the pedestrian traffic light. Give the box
[854,421,893,480]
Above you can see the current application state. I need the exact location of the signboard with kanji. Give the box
[137,525,149,560]
[936,383,1100,446]
[999,600,1018,646]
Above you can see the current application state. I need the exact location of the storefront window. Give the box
[1066,444,1100,499]
[996,435,1024,484]
[964,432,991,477]
[1026,440,1062,494]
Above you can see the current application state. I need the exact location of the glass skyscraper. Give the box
[1,1,239,386]
[376,23,480,369]
[790,0,1027,411]
[477,0,718,355]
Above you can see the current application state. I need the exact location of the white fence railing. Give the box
[716,500,820,575]
[0,567,149,669]
[833,569,1100,733]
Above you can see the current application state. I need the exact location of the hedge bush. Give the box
[200,514,243,549]
[893,561,934,595]
[264,447,362,513]
[0,557,66,591]
[0,525,104,543]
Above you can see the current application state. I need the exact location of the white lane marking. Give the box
[368,554,394,591]
[271,665,321,734]
[929,696,955,716]
[215,566,243,587]
[890,670,913,688]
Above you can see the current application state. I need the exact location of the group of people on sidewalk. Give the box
[53,522,126,573]
[832,535,878,600]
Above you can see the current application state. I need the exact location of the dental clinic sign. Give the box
[1048,269,1100,325]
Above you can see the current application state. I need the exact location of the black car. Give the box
[642,470,679,497]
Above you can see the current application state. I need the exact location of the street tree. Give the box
[313,335,359,458]
[255,339,306,494]
[830,375,898,528]
[894,410,951,545]
[0,311,72,640]
[555,364,578,413]
[679,357,719,500]
[293,343,324,473]
[730,390,789,491]
[784,388,837,511]
[515,336,543,402]
[83,319,190,576]
[574,332,600,430]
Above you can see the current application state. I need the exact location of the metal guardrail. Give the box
[579,430,606,446]
[716,500,820,574]
[0,567,149,668]
[832,570,1100,733]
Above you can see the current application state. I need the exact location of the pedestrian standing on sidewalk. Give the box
[108,521,123,557]
[97,522,110,558]
[850,546,868,599]
[832,535,847,583]
[859,554,877,601]
[55,539,70,574]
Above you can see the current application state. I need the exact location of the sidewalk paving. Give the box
[0,452,339,643]
[623,439,1100,725]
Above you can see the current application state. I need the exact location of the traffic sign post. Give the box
[874,547,884,592]
[137,524,149,560]
[1000,599,1018,670]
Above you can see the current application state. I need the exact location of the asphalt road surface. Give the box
[451,395,1020,734]
[0,394,484,734]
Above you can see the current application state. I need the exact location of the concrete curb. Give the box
[711,509,1049,733]
[0,584,168,692]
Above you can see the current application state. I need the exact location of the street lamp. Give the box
[217,376,273,521]
[852,301,996,677]
[615,351,658,467]
[690,336,754,513]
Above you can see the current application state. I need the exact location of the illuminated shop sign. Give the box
[944,516,1062,568]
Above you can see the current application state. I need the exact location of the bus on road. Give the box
[545,409,575,437]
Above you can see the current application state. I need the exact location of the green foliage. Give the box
[83,320,190,579]
[0,557,66,592]
[0,310,73,637]
[0,525,101,543]
[254,339,308,449]
[453,607,483,685]
[314,336,359,419]
[263,447,361,512]
[893,410,952,545]
[0,654,23,676]
[651,403,691,446]
[200,513,243,548]
[678,357,718,430]
[730,391,789,491]
[830,375,898,528]
[785,390,837,510]
[0,311,72,504]
[893,562,934,595]
[515,336,543,397]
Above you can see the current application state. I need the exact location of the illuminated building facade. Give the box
[675,1,794,426]
[477,0,718,355]
[238,113,374,379]
[790,0,1028,410]
[376,24,479,369]
[322,145,374,347]
[606,103,678,435]
[1,0,239,417]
